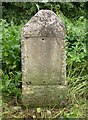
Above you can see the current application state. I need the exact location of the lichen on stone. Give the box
[21,10,65,38]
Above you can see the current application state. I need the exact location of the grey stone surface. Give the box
[22,85,67,107]
[21,10,65,38]
[21,10,66,107]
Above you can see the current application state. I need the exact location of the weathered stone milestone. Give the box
[21,10,67,107]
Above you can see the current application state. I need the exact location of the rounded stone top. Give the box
[21,10,65,39]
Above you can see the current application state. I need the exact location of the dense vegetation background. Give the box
[1,2,88,119]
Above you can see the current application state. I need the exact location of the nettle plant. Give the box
[64,16,87,97]
[2,19,23,96]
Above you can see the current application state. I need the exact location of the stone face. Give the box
[21,10,66,107]
[22,85,67,107]
[21,10,65,38]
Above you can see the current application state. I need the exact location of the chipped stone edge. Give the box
[21,10,65,38]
